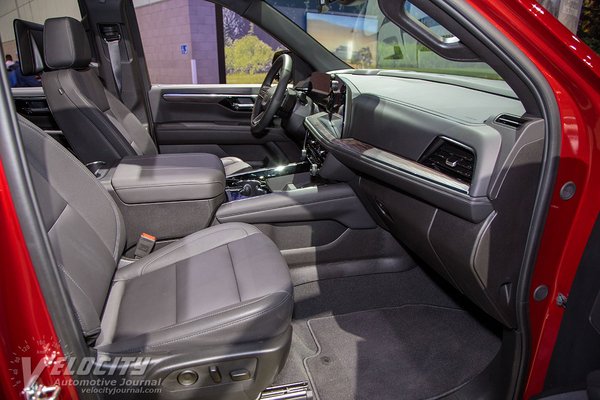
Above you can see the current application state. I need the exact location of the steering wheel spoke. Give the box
[250,54,293,134]
[252,111,265,125]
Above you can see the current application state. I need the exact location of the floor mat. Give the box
[305,305,501,400]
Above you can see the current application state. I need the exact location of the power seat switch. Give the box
[134,233,156,259]
[209,365,222,383]
[230,369,251,381]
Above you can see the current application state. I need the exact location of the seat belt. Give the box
[101,25,123,96]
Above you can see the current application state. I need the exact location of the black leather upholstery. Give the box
[14,19,45,76]
[19,116,293,396]
[43,17,92,70]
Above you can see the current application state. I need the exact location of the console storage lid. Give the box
[112,153,225,204]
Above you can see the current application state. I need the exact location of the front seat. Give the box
[19,115,293,399]
[40,16,252,176]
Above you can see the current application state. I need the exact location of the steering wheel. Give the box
[251,54,293,134]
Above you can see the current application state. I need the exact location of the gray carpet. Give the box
[275,270,467,386]
[304,305,501,400]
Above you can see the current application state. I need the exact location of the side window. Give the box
[134,0,286,85]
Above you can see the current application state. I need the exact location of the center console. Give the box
[225,129,329,200]
[225,161,311,200]
[97,153,227,255]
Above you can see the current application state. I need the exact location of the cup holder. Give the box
[86,161,107,178]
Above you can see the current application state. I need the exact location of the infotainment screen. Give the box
[310,72,331,96]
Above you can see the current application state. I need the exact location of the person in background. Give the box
[5,53,41,88]
[6,54,18,87]
[5,54,15,69]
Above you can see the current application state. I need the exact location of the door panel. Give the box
[11,87,71,149]
[149,85,301,167]
[12,87,57,131]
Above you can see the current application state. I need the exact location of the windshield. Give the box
[266,0,502,80]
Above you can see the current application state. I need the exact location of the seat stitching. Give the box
[59,264,98,331]
[140,294,273,335]
[133,227,258,277]
[45,198,68,234]
[121,291,291,352]
[226,243,241,302]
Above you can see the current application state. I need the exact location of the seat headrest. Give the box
[44,17,91,70]
[13,19,46,76]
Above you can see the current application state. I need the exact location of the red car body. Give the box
[1,0,599,399]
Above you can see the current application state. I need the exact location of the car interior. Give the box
[7,0,553,399]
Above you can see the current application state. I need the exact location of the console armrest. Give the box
[216,183,375,229]
[112,154,225,204]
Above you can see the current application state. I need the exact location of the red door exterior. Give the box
[0,156,78,399]
[466,0,600,398]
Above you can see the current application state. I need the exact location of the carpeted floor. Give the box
[305,305,501,400]
[273,270,502,400]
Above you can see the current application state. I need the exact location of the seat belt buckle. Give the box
[134,233,156,259]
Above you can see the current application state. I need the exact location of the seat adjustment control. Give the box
[209,365,222,383]
[230,369,251,381]
[177,370,198,386]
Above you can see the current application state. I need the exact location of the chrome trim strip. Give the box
[162,93,257,102]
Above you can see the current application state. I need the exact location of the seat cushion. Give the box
[96,223,293,354]
[221,156,253,176]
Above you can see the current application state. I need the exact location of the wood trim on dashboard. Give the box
[305,112,471,194]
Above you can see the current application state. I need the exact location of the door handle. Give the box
[231,103,254,111]
[22,107,50,115]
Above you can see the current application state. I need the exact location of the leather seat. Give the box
[19,116,292,398]
[39,17,252,176]
[96,223,294,354]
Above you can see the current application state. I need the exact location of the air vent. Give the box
[494,114,527,129]
[419,139,475,184]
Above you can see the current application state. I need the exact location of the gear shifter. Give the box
[235,180,267,198]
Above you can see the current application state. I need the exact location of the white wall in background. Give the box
[1,0,81,44]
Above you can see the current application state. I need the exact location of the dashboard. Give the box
[301,70,545,328]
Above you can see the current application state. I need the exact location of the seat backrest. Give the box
[19,116,126,338]
[41,17,157,165]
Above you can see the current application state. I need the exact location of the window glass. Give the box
[134,0,285,84]
[266,0,502,79]
[577,0,599,55]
